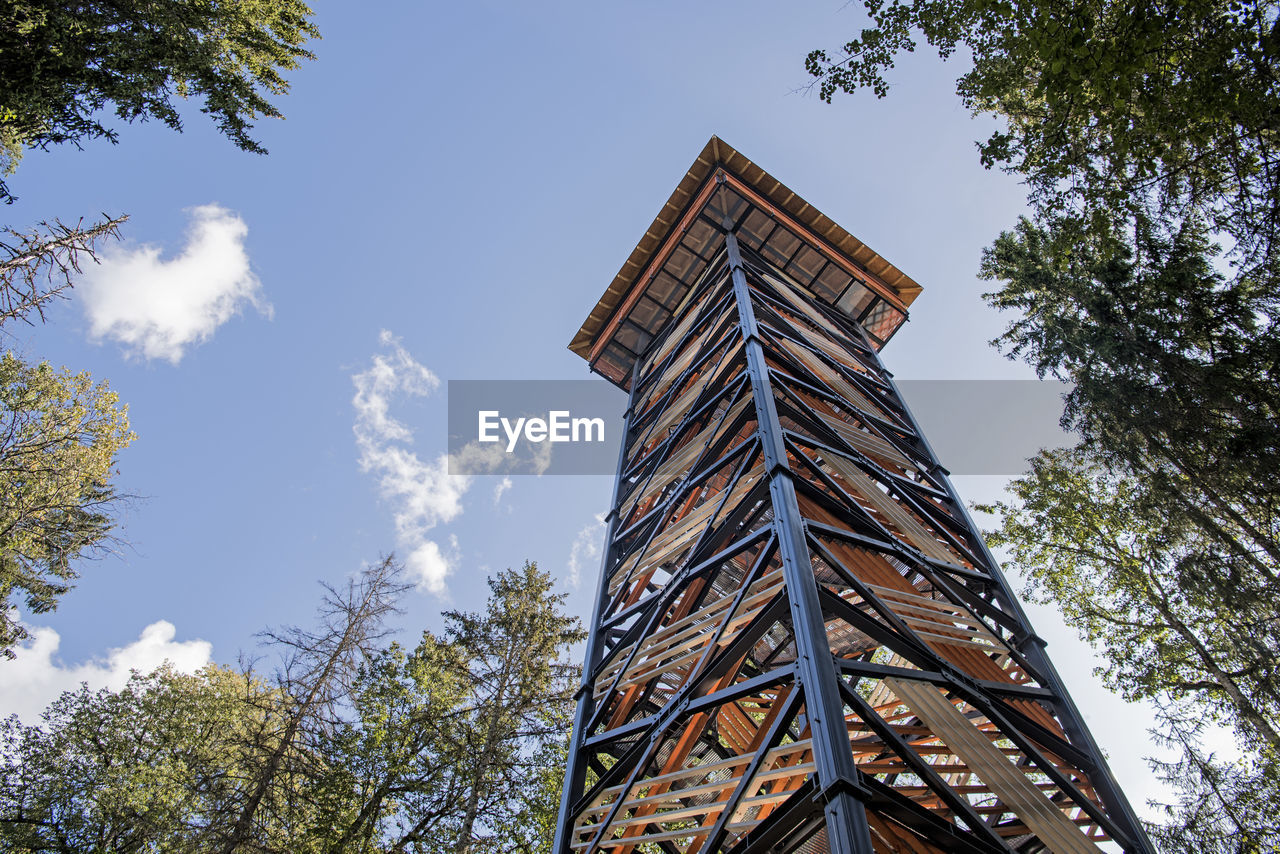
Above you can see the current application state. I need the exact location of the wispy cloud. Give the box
[0,620,212,723]
[78,204,270,363]
[567,513,607,587]
[493,476,513,507]
[352,331,468,593]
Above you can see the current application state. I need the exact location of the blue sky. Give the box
[1,0,1172,822]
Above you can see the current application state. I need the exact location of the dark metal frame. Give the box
[556,212,1154,854]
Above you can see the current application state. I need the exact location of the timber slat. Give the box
[887,677,1101,854]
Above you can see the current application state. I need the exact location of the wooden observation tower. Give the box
[556,138,1153,854]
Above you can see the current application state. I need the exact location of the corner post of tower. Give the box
[725,226,875,854]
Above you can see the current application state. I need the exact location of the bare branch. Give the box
[0,215,128,329]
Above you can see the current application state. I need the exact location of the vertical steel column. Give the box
[868,360,1157,854]
[554,378,641,854]
[726,227,875,854]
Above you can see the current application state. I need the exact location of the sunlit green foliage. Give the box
[0,353,134,656]
[979,450,1280,850]
[809,4,1280,844]
[980,450,1279,745]
[0,665,294,853]
[0,561,581,854]
[313,562,584,854]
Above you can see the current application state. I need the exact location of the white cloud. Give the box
[78,204,270,363]
[447,439,507,475]
[405,540,451,594]
[567,513,607,587]
[361,445,467,544]
[352,330,440,443]
[531,438,554,476]
[493,477,513,507]
[353,331,469,592]
[0,620,212,723]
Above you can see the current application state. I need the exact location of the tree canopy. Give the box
[981,216,1280,577]
[0,353,134,657]
[0,0,320,202]
[0,559,583,854]
[979,449,1280,851]
[0,665,289,852]
[0,216,132,657]
[806,0,1280,278]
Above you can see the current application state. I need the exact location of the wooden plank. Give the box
[867,811,944,854]
[583,739,813,811]
[777,337,885,421]
[813,407,914,471]
[762,271,864,358]
[578,772,813,833]
[886,678,1101,854]
[627,395,751,518]
[820,450,960,566]
[638,291,713,384]
[595,789,802,833]
[637,341,742,449]
[610,461,762,595]
[595,573,785,699]
[864,582,1005,648]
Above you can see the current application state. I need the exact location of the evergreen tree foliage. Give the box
[806,0,1280,279]
[441,562,584,854]
[0,0,320,202]
[0,559,583,854]
[981,216,1280,581]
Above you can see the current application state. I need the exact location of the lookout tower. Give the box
[556,137,1153,854]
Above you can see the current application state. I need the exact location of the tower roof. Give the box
[570,136,924,387]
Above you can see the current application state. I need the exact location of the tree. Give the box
[0,208,132,659]
[0,559,407,854]
[978,449,1280,851]
[441,562,584,854]
[805,0,1280,279]
[219,555,409,854]
[0,664,292,853]
[0,0,320,640]
[0,352,134,657]
[976,211,1280,848]
[310,562,583,854]
[0,0,320,203]
[1147,703,1280,853]
[306,638,470,853]
[979,450,1279,751]
[980,215,1280,581]
[808,6,1280,842]
[0,560,584,854]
